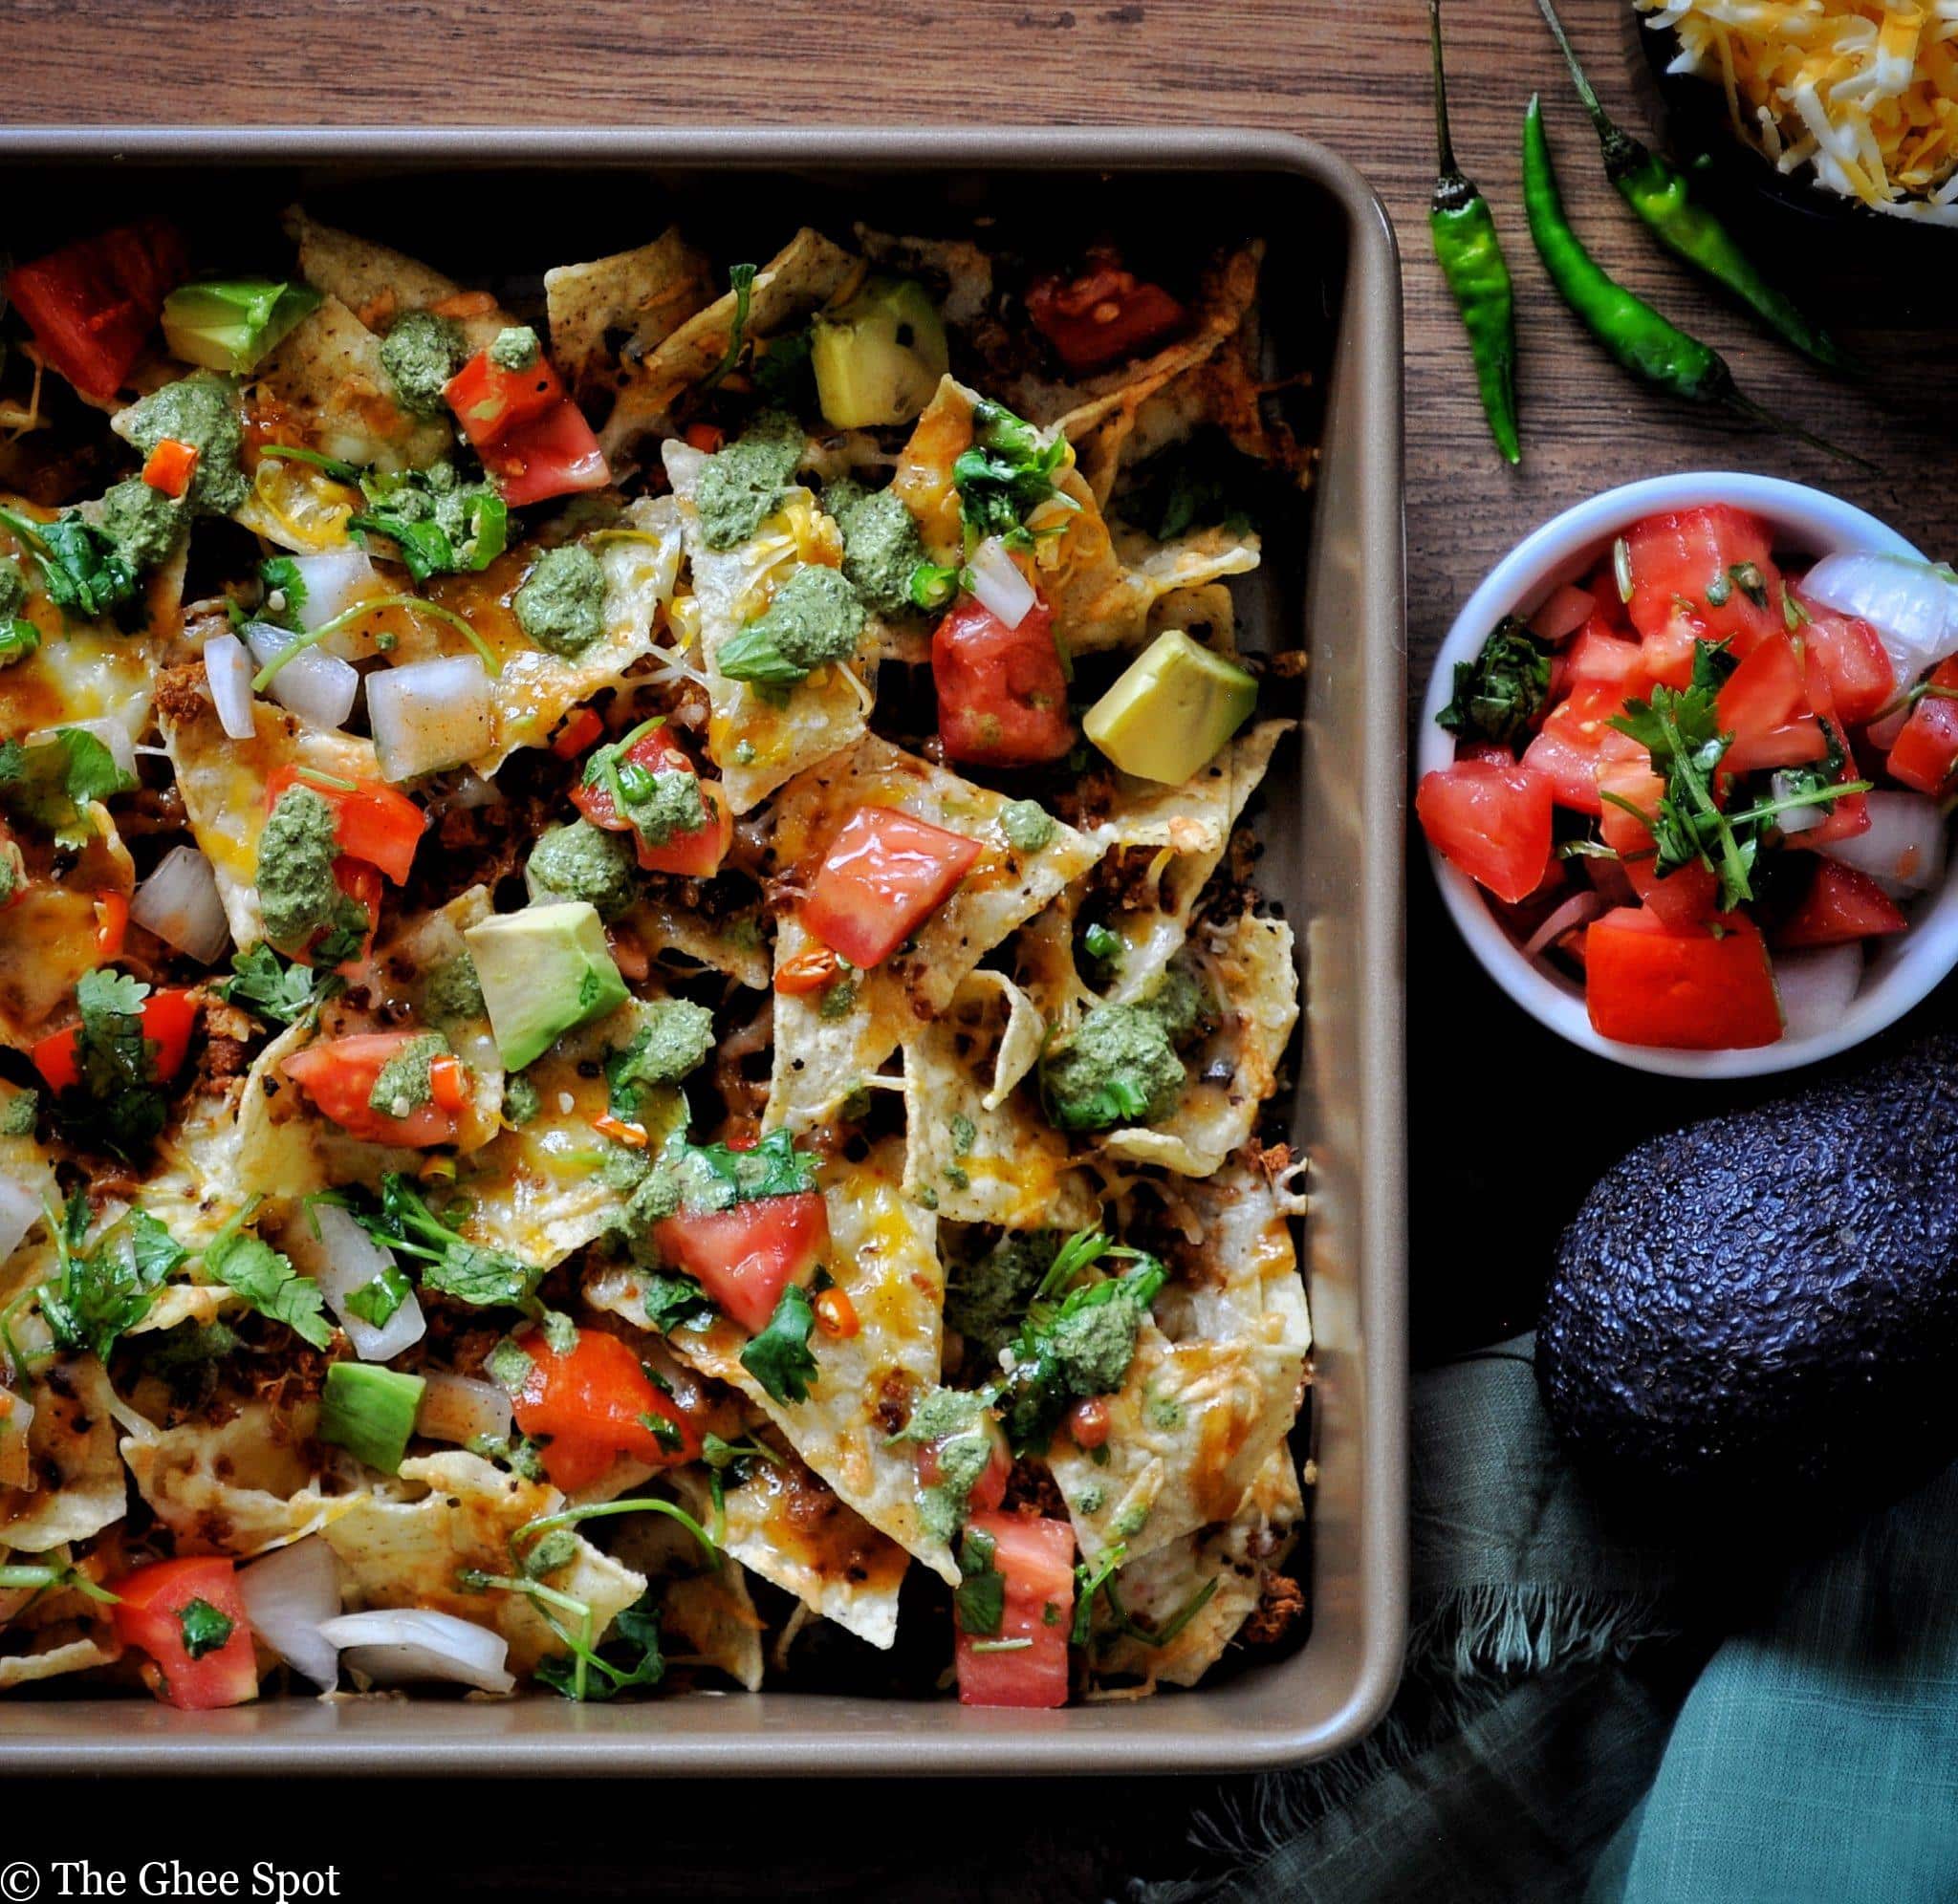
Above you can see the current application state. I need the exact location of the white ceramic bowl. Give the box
[1419,472,1957,1078]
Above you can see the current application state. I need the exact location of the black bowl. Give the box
[1625,5,1958,316]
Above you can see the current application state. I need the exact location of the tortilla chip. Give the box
[121,1400,354,1557]
[664,448,872,813]
[0,1631,121,1691]
[588,1137,956,1585]
[0,598,165,751]
[603,1489,766,1690]
[284,206,513,354]
[902,973,1099,1232]
[669,1460,909,1654]
[599,227,860,458]
[854,227,995,325]
[158,667,383,950]
[0,805,135,1049]
[450,998,685,1270]
[1048,1158,1309,1563]
[324,1450,645,1675]
[252,295,452,472]
[1104,913,1297,1178]
[0,1357,127,1552]
[766,735,1101,1129]
[622,893,771,994]
[545,227,715,403]
[1086,1444,1302,1691]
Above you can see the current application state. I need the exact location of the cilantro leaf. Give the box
[349,1175,544,1312]
[46,969,171,1159]
[0,506,140,621]
[37,1196,186,1360]
[1437,616,1553,748]
[257,555,309,631]
[175,1597,235,1660]
[954,1525,1005,1636]
[738,1282,818,1405]
[205,1223,333,1349]
[702,263,759,393]
[219,944,340,1028]
[534,1590,664,1702]
[638,1270,713,1334]
[0,727,135,851]
[952,400,1076,551]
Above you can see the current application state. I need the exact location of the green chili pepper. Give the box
[1521,97,1867,468]
[1533,0,1848,373]
[1428,0,1521,465]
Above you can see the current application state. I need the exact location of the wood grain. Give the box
[7,0,1956,692]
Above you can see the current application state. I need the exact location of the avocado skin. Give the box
[1538,1039,1958,1501]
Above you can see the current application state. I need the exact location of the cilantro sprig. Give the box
[344,1174,544,1312]
[35,1193,187,1361]
[739,1281,818,1406]
[0,727,134,851]
[1437,616,1553,748]
[219,944,341,1028]
[952,400,1077,552]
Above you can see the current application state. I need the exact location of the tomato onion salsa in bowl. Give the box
[0,202,1319,1713]
[1419,473,1958,1077]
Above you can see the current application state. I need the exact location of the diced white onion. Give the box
[1773,944,1865,1042]
[416,1372,513,1449]
[286,548,381,637]
[966,535,1036,631]
[366,657,495,784]
[1530,583,1595,643]
[661,440,707,500]
[299,1204,425,1362]
[1799,553,1958,683]
[320,1610,514,1695]
[0,1176,44,1264]
[1521,889,1604,961]
[238,1537,342,1691]
[245,621,358,732]
[129,845,231,964]
[203,633,258,741]
[1818,790,1947,896]
[1770,771,1827,835]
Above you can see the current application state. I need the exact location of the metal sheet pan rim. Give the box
[0,120,1408,1775]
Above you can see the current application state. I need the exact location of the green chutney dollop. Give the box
[514,543,608,658]
[380,311,467,418]
[825,478,927,620]
[695,410,805,552]
[120,374,248,514]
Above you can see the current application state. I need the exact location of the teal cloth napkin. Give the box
[1139,1339,1958,1903]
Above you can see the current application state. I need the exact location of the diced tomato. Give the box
[1623,506,1785,658]
[1885,658,1958,796]
[110,1556,259,1711]
[1640,619,1700,690]
[511,1326,699,1492]
[1026,258,1188,373]
[1788,650,1871,849]
[1773,861,1908,949]
[1582,567,1636,635]
[652,1188,830,1335]
[93,889,129,960]
[684,422,726,454]
[933,594,1075,768]
[307,855,382,973]
[1453,739,1517,768]
[955,1511,1076,1709]
[141,438,200,500]
[445,348,610,508]
[1596,762,1719,929]
[912,1412,1010,1511]
[1713,633,1830,776]
[1793,586,1894,726]
[264,766,425,885]
[1416,759,1555,905]
[1583,908,1782,1050]
[280,1030,465,1147]
[552,706,605,759]
[802,806,983,968]
[1520,683,1647,814]
[569,726,731,879]
[1565,625,1645,689]
[32,984,198,1093]
[5,218,185,403]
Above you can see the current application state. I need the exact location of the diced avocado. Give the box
[161,279,321,374]
[811,276,948,429]
[318,1362,425,1476]
[1083,629,1258,785]
[464,900,629,1071]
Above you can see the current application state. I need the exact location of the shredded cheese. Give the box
[1639,0,1958,223]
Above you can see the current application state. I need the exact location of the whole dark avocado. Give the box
[1538,1038,1958,1503]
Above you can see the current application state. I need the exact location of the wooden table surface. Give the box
[11,1,1958,1893]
